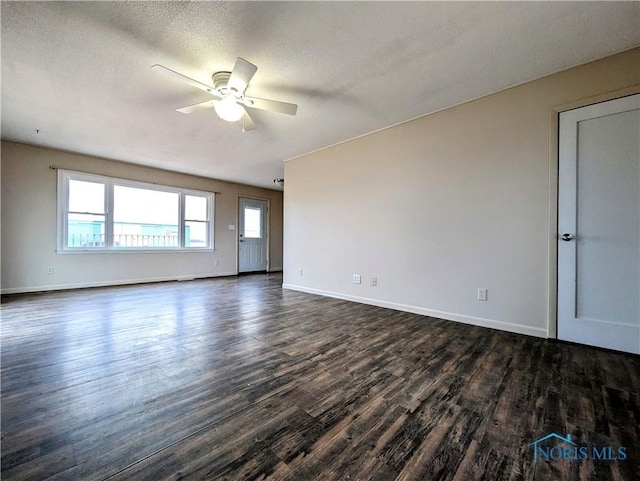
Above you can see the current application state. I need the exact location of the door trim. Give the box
[237,196,270,273]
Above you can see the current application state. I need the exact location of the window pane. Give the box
[113,186,179,248]
[185,221,208,247]
[185,195,207,221]
[67,213,105,247]
[69,180,105,213]
[244,207,262,238]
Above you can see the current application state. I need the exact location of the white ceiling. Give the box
[2,2,639,190]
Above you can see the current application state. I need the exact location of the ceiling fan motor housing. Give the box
[212,71,239,97]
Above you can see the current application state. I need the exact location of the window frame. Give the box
[57,170,214,253]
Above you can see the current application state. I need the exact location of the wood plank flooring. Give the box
[1,273,639,481]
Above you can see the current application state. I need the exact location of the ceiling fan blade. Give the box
[242,108,256,132]
[227,57,257,94]
[176,99,217,114]
[243,96,298,116]
[151,64,219,97]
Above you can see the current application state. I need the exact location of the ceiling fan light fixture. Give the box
[214,97,244,122]
[153,58,298,132]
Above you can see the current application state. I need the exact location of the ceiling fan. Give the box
[152,57,298,132]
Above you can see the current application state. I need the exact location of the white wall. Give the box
[1,141,283,293]
[283,48,640,338]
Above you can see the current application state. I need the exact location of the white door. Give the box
[558,93,640,354]
[238,197,268,272]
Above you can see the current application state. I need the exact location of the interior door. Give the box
[238,197,268,273]
[558,93,640,354]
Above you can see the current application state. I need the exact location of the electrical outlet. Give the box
[353,274,361,284]
[47,267,54,275]
[477,288,488,301]
[298,268,303,276]
[214,260,220,266]
[370,277,377,286]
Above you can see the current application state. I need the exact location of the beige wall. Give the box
[283,47,640,338]
[1,141,283,293]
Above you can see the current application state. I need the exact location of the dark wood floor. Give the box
[1,274,639,481]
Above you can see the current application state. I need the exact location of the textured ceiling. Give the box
[2,1,639,190]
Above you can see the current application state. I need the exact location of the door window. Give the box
[243,206,262,238]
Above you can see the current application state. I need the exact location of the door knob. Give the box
[561,233,574,241]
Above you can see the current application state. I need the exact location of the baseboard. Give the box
[282,283,548,339]
[1,271,238,295]
[268,267,283,273]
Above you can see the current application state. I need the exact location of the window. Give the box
[67,179,106,247]
[58,170,214,252]
[113,186,179,248]
[185,195,209,247]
